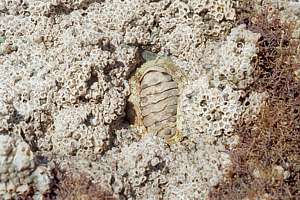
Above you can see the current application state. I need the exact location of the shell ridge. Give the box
[128,57,186,144]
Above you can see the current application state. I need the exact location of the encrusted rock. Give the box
[0,134,51,199]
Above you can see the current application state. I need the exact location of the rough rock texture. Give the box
[0,0,142,160]
[0,0,282,199]
[180,26,265,140]
[59,134,231,199]
[54,25,266,200]
[0,134,51,199]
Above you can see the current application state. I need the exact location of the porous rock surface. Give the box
[0,134,51,199]
[180,26,265,140]
[0,0,273,199]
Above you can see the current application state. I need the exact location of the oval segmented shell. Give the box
[127,57,186,144]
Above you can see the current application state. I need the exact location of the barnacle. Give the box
[127,57,186,144]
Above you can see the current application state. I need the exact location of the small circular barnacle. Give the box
[127,57,186,144]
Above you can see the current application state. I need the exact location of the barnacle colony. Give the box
[127,57,186,144]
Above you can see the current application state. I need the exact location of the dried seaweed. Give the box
[209,4,300,200]
[56,172,116,200]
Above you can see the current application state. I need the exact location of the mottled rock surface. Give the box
[0,0,297,199]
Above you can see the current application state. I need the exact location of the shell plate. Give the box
[127,57,186,144]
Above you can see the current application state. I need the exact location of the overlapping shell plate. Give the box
[127,57,186,144]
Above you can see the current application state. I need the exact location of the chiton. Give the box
[127,57,186,144]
